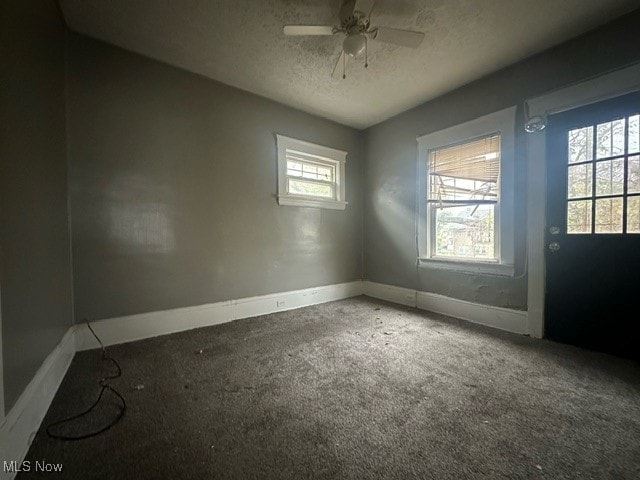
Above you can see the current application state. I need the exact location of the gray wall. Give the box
[363,10,640,310]
[0,0,73,412]
[66,34,363,322]
[1,6,635,415]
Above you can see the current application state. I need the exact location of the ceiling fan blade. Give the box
[373,27,424,48]
[283,25,335,36]
[332,51,347,79]
[354,0,375,18]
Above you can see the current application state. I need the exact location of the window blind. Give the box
[428,134,501,203]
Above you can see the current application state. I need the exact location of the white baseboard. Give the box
[363,281,417,307]
[0,280,363,477]
[75,281,364,351]
[0,279,527,478]
[363,281,527,335]
[0,328,75,480]
[417,291,527,334]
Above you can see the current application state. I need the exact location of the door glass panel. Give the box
[596,119,625,159]
[567,200,592,234]
[628,156,640,194]
[595,159,624,196]
[568,126,593,163]
[629,115,639,154]
[627,196,640,233]
[565,110,639,235]
[595,197,623,233]
[567,164,592,198]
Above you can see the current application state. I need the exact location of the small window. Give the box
[276,135,347,210]
[428,134,501,261]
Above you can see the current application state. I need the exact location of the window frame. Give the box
[417,106,516,276]
[427,133,502,262]
[276,134,348,210]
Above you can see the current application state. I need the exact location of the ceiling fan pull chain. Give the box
[365,35,369,68]
[343,52,346,79]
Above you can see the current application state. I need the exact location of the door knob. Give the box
[548,242,560,252]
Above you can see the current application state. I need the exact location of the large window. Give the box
[428,134,501,260]
[276,135,347,210]
[417,107,516,275]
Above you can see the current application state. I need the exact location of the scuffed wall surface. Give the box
[363,11,640,309]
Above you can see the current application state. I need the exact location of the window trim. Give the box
[276,134,348,210]
[417,106,516,276]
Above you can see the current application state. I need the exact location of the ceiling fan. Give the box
[283,0,425,79]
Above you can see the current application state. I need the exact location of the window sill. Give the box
[418,257,515,277]
[277,195,347,210]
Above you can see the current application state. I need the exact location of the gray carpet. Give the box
[20,296,640,479]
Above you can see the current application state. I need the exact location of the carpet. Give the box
[19,296,640,479]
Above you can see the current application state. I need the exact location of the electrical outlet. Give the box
[276,300,285,307]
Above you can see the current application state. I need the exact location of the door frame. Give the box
[525,62,640,338]
[0,276,4,421]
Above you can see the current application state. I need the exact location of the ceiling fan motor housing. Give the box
[339,0,369,31]
[339,0,357,26]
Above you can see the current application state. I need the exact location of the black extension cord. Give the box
[46,319,126,441]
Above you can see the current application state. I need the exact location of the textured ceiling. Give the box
[59,0,638,129]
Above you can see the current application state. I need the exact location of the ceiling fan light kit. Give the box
[343,34,367,57]
[283,0,425,79]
